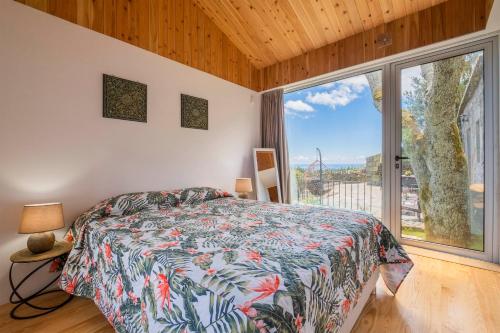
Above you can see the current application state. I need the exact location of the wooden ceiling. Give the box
[16,0,494,91]
[195,0,448,68]
[258,0,493,90]
[15,0,261,91]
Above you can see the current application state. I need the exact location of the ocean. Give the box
[291,163,364,170]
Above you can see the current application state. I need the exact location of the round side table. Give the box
[9,241,74,320]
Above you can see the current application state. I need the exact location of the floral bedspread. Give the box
[60,187,413,333]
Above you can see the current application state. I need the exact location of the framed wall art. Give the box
[103,74,147,122]
[181,94,208,130]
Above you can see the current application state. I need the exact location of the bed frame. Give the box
[339,268,379,333]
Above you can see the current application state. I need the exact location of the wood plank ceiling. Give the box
[195,0,448,69]
[15,0,261,91]
[258,0,493,90]
[16,0,494,91]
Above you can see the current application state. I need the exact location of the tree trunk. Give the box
[366,61,471,247]
[423,57,470,246]
[401,111,432,229]
[366,72,382,113]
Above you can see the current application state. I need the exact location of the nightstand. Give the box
[9,241,73,319]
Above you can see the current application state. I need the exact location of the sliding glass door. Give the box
[392,39,496,259]
[284,37,498,262]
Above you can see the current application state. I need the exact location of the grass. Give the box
[402,226,484,251]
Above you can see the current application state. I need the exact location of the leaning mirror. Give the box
[253,148,282,203]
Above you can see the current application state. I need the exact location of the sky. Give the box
[284,72,383,166]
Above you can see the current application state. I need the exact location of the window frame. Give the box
[391,37,497,261]
[284,66,391,228]
[284,36,499,263]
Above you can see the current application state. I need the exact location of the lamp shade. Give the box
[235,178,253,193]
[19,203,64,234]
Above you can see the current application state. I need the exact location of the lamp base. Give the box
[27,232,55,254]
[238,193,249,199]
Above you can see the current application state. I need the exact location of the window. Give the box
[285,71,383,220]
[284,37,497,262]
[399,50,485,251]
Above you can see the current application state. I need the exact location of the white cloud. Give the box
[307,75,369,110]
[306,85,358,110]
[320,75,368,91]
[337,76,369,92]
[284,100,314,112]
[285,100,315,118]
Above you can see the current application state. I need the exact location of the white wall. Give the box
[0,1,260,305]
[486,0,500,31]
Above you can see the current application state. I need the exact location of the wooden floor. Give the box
[1,254,499,333]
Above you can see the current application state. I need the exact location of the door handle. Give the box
[395,155,409,161]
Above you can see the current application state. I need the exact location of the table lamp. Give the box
[19,203,65,254]
[235,178,253,199]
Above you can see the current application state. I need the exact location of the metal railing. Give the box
[293,175,383,219]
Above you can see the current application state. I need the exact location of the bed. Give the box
[60,187,413,333]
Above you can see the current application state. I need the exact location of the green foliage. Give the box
[205,294,246,332]
[155,249,193,272]
[117,196,149,215]
[306,268,340,330]
[292,166,369,198]
[233,261,280,277]
[120,302,142,333]
[180,279,206,332]
[451,123,467,171]
[143,283,158,320]
[329,251,359,296]
[200,268,250,297]
[402,226,484,251]
[252,303,297,333]
[223,250,237,265]
[160,303,190,333]
[279,263,307,316]
[128,248,153,281]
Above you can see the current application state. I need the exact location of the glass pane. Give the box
[400,51,484,251]
[285,71,383,220]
